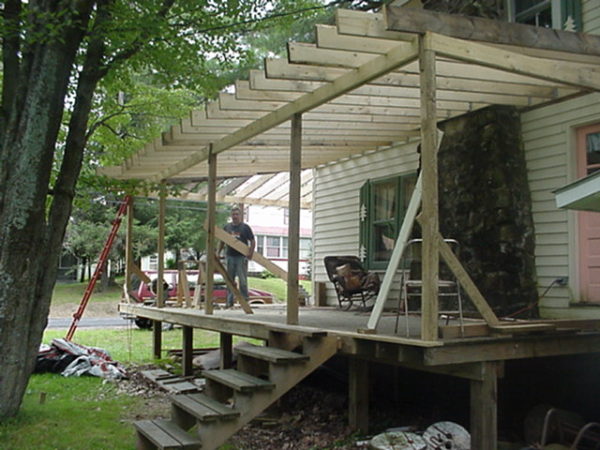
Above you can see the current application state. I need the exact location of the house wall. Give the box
[521,0,600,316]
[522,93,600,313]
[313,142,419,306]
[583,0,600,34]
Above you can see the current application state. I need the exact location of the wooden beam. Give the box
[220,332,233,370]
[419,36,439,342]
[157,183,166,308]
[212,226,289,282]
[131,263,151,284]
[348,357,369,433]
[437,234,500,327]
[125,197,134,303]
[470,361,499,450]
[426,32,600,91]
[151,39,419,182]
[153,320,162,359]
[287,113,302,326]
[367,172,422,330]
[205,147,216,315]
[212,255,253,314]
[385,5,600,57]
[182,326,193,376]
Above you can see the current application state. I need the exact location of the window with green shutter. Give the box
[359,172,417,270]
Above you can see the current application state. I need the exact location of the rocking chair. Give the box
[324,256,380,310]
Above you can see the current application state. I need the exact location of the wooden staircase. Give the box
[134,335,339,449]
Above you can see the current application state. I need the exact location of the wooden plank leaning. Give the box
[211,225,289,282]
[212,255,253,314]
[436,234,500,327]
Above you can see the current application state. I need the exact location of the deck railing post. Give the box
[206,145,217,315]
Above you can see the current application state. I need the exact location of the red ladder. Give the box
[65,196,131,341]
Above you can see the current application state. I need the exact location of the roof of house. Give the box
[99,6,600,208]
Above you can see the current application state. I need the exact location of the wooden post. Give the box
[287,113,302,325]
[220,332,233,369]
[182,326,194,376]
[206,146,217,315]
[153,184,166,358]
[157,183,166,308]
[470,361,498,450]
[125,197,134,303]
[419,35,439,341]
[153,321,162,359]
[348,356,369,433]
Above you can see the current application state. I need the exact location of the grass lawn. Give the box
[0,327,253,449]
[0,277,314,449]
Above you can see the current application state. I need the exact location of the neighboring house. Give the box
[312,0,600,318]
[242,204,313,278]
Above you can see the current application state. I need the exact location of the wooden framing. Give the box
[105,9,600,448]
[125,197,134,303]
[419,35,439,342]
[287,113,302,325]
[205,148,217,315]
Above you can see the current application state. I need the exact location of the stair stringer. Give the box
[196,336,339,450]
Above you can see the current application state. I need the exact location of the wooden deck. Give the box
[119,303,600,367]
[120,302,600,449]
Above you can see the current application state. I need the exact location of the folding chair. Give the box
[395,238,464,337]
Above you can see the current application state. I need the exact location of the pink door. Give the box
[577,123,600,302]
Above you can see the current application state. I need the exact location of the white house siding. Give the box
[583,0,600,34]
[312,143,419,306]
[522,93,600,313]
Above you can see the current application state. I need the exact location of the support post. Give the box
[419,35,439,341]
[287,113,302,325]
[125,197,134,303]
[157,183,166,308]
[470,361,499,450]
[153,184,166,357]
[348,357,369,433]
[182,326,193,376]
[206,146,217,315]
[153,321,162,359]
[220,332,233,369]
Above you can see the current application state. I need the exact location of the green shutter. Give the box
[561,0,582,31]
[359,180,370,267]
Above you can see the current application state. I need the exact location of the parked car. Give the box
[122,270,273,329]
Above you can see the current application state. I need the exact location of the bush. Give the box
[260,270,276,279]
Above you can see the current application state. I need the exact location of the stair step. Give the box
[134,419,201,449]
[202,369,275,393]
[235,345,309,364]
[172,393,240,422]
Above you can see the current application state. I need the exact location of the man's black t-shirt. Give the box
[224,222,254,257]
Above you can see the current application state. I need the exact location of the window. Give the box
[299,238,312,260]
[256,235,264,255]
[266,236,281,257]
[506,0,581,31]
[359,173,417,270]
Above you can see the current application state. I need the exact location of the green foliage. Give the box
[260,270,276,279]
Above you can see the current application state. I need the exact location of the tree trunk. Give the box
[0,1,95,420]
[80,257,87,283]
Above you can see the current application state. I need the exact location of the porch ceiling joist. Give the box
[99,6,600,209]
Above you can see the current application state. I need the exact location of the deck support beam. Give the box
[206,146,217,314]
[125,197,134,303]
[153,184,166,358]
[348,356,369,433]
[182,326,194,376]
[287,113,302,325]
[470,361,499,450]
[419,36,439,341]
[220,332,233,369]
